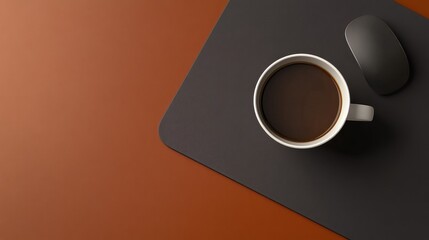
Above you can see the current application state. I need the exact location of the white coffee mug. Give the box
[253,54,374,149]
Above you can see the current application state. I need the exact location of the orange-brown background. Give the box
[0,1,426,239]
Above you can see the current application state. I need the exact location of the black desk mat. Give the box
[159,0,429,239]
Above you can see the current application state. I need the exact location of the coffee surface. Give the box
[261,63,341,142]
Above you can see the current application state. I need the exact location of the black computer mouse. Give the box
[345,15,410,95]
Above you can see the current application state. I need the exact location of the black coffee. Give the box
[261,63,341,142]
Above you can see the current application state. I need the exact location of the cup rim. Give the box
[253,53,351,149]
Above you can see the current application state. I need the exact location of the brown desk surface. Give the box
[0,1,426,239]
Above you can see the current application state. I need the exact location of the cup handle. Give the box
[347,104,374,121]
